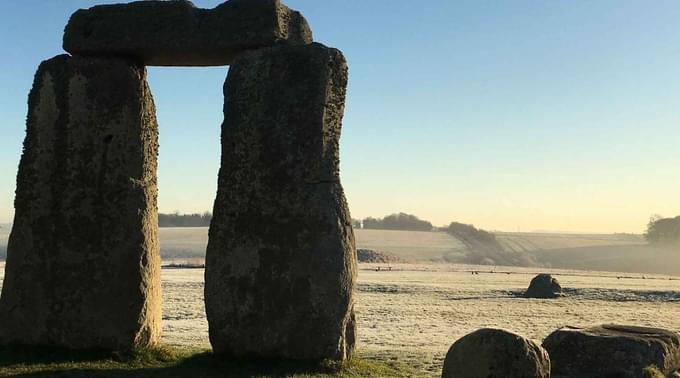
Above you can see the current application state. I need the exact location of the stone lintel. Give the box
[63,0,313,66]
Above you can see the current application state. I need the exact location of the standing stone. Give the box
[205,42,356,361]
[0,55,160,350]
[63,0,313,66]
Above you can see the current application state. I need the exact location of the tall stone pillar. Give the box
[205,43,357,361]
[0,55,161,350]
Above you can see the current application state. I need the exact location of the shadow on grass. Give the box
[0,346,403,378]
[0,344,173,364]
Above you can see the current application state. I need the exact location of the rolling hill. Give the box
[0,226,676,276]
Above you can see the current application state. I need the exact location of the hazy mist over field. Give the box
[112,227,680,276]
[1,219,676,276]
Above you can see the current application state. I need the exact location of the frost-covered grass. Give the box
[155,263,680,377]
[0,263,678,376]
[355,264,680,376]
[1,229,679,376]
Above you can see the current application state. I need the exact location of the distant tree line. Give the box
[359,213,433,231]
[159,212,212,227]
[645,215,680,245]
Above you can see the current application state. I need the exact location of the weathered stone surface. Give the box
[63,0,313,66]
[543,324,680,377]
[525,273,562,298]
[0,55,160,350]
[205,42,356,361]
[442,328,551,378]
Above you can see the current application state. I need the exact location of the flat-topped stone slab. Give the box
[544,324,680,377]
[63,0,312,66]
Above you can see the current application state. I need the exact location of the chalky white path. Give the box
[1,262,678,377]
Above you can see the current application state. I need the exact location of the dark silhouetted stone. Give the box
[442,328,551,378]
[525,273,562,298]
[205,43,356,361]
[63,0,313,66]
[0,55,161,350]
[543,324,680,377]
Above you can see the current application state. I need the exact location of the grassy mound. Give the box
[0,346,416,377]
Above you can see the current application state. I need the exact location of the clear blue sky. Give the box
[1,0,679,233]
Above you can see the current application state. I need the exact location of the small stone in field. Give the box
[524,273,562,298]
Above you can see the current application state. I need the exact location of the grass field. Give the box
[353,229,467,261]
[2,261,677,377]
[141,227,680,374]
[1,227,677,275]
[495,232,644,252]
[0,226,8,259]
[157,227,209,260]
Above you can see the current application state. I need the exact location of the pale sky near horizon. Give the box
[1,1,679,233]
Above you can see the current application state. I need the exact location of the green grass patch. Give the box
[0,345,416,377]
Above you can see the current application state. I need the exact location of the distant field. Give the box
[359,230,680,276]
[0,225,8,259]
[492,232,680,276]
[532,244,680,276]
[354,229,466,261]
[158,228,469,262]
[496,232,644,252]
[158,227,209,259]
[0,226,676,276]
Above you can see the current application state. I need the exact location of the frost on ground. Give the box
[1,261,679,377]
[158,264,680,377]
[355,264,680,376]
[161,268,208,347]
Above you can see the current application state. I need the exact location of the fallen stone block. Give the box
[543,324,680,377]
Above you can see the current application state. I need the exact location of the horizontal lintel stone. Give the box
[63,0,313,66]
